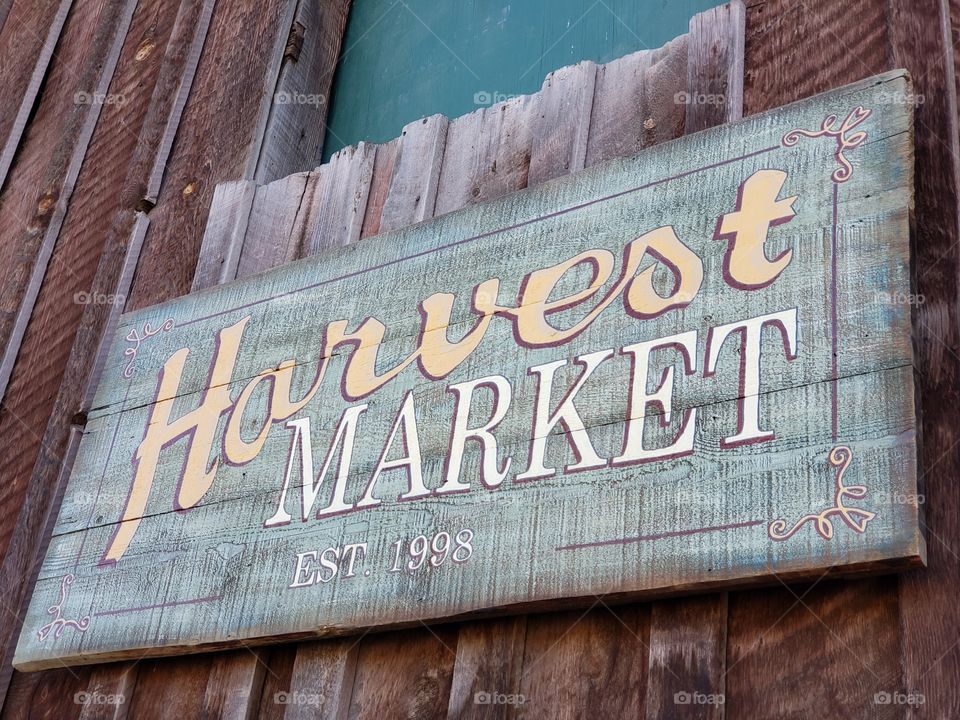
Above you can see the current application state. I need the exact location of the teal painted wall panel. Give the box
[322,0,720,160]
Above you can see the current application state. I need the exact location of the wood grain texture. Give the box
[254,0,351,184]
[76,662,137,720]
[888,0,960,717]
[727,578,902,719]
[123,0,298,312]
[282,639,358,720]
[528,60,596,185]
[0,0,72,190]
[446,617,527,720]
[379,115,449,232]
[346,627,458,720]
[517,606,649,720]
[359,139,398,241]
[686,0,745,133]
[0,665,92,720]
[645,596,726,720]
[193,180,258,291]
[0,0,224,708]
[0,0,138,403]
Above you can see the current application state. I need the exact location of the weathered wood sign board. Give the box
[15,71,923,670]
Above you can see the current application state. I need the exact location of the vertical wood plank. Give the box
[77,663,138,720]
[0,0,73,189]
[0,0,138,404]
[686,1,745,133]
[527,60,596,185]
[359,139,398,240]
[584,49,655,167]
[517,606,649,720]
[727,579,902,719]
[255,0,351,184]
[379,115,449,232]
[307,142,377,253]
[888,0,960,716]
[644,597,726,720]
[282,639,358,720]
[202,650,268,720]
[446,618,528,720]
[434,94,533,215]
[238,172,315,278]
[0,666,92,720]
[346,628,459,720]
[193,180,258,291]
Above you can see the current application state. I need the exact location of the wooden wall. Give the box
[0,1,957,718]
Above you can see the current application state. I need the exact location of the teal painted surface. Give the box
[322,0,719,160]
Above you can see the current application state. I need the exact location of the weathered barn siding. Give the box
[0,1,957,718]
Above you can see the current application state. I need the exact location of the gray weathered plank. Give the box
[379,115,449,232]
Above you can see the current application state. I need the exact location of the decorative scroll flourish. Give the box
[781,106,872,183]
[768,446,876,541]
[123,318,174,378]
[37,574,90,642]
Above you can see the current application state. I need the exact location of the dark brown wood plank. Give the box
[0,0,138,404]
[346,628,458,720]
[889,0,960,715]
[283,639,359,720]
[0,0,72,189]
[686,1,745,133]
[123,656,212,720]
[77,662,138,720]
[255,646,297,720]
[446,618,527,720]
[0,666,92,720]
[645,596,726,720]
[727,579,902,719]
[123,0,298,312]
[517,606,649,720]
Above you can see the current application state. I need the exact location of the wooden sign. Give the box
[15,71,923,670]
